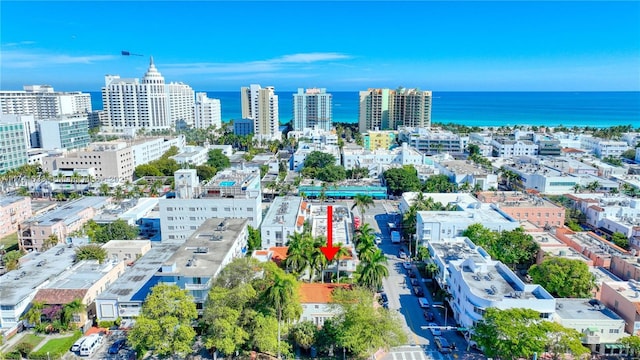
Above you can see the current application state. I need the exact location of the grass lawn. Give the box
[34,333,81,355]
[0,232,19,251]
[6,333,44,353]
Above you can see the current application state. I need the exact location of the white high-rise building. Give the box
[194,93,222,129]
[293,88,332,131]
[102,57,195,131]
[168,82,195,128]
[0,85,91,120]
[240,84,281,141]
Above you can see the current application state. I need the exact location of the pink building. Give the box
[476,191,565,228]
[601,281,640,335]
[18,197,110,252]
[0,196,31,238]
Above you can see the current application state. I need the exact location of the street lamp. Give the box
[432,304,448,327]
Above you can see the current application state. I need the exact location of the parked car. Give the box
[108,339,127,355]
[398,249,407,258]
[428,323,442,336]
[418,297,430,308]
[410,278,420,286]
[375,236,382,245]
[423,310,434,321]
[413,286,424,297]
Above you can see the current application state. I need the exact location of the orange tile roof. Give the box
[33,289,87,305]
[301,202,308,210]
[588,205,604,212]
[269,246,289,264]
[562,148,585,153]
[254,250,269,256]
[299,283,351,304]
[297,216,305,227]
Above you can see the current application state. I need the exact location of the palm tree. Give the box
[424,262,440,279]
[284,233,311,275]
[330,243,351,283]
[264,272,297,359]
[43,234,60,250]
[21,301,45,326]
[62,298,86,327]
[572,184,582,194]
[586,181,600,192]
[351,194,374,218]
[99,183,111,197]
[309,241,328,282]
[355,249,389,291]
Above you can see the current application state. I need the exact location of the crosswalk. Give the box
[383,346,444,360]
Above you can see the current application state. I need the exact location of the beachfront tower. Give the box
[359,87,432,131]
[240,84,281,142]
[292,88,333,131]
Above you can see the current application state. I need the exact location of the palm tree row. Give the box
[284,232,350,283]
[353,223,389,291]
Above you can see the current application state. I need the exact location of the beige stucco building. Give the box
[0,196,32,238]
[102,239,152,263]
[600,280,640,335]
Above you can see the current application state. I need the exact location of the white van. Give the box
[71,337,86,352]
[79,334,100,356]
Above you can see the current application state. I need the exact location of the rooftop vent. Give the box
[194,247,209,254]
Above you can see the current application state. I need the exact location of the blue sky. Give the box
[1,1,639,91]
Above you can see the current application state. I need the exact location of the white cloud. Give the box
[161,52,352,76]
[1,49,117,69]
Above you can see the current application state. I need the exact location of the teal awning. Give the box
[587,326,599,332]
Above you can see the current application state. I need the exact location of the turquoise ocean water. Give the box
[89,91,640,128]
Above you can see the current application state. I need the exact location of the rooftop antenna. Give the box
[121,50,144,57]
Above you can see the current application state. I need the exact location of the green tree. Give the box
[289,320,318,352]
[202,284,255,356]
[622,149,637,160]
[611,232,630,250]
[43,233,59,250]
[74,244,108,264]
[247,225,262,251]
[383,166,421,196]
[93,219,139,243]
[195,164,217,181]
[214,257,262,289]
[463,225,539,269]
[61,299,86,327]
[422,174,457,193]
[472,308,547,360]
[330,287,406,359]
[248,312,291,358]
[354,249,389,291]
[316,164,347,183]
[351,194,374,217]
[21,301,45,326]
[134,164,163,178]
[2,250,23,271]
[528,257,596,298]
[540,321,590,360]
[263,269,300,359]
[304,152,336,169]
[128,284,197,358]
[207,149,231,170]
[621,335,640,357]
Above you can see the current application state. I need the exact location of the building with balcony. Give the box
[363,130,398,150]
[159,168,262,240]
[287,127,339,146]
[398,127,466,155]
[194,92,221,130]
[0,244,76,337]
[261,196,308,248]
[233,118,254,136]
[159,218,248,311]
[18,197,110,252]
[426,237,556,330]
[0,196,31,238]
[359,88,432,131]
[0,85,91,120]
[491,137,538,158]
[293,88,332,131]
[241,84,281,141]
[170,145,209,167]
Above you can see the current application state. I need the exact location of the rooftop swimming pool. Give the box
[219,181,236,187]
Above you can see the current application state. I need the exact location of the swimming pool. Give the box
[220,181,236,187]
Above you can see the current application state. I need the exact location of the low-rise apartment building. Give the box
[18,197,110,252]
[261,196,308,248]
[102,239,152,263]
[291,143,341,172]
[363,130,397,150]
[342,143,424,176]
[299,283,351,327]
[476,191,566,228]
[398,127,466,155]
[600,280,640,335]
[491,137,538,157]
[159,168,262,240]
[435,159,498,191]
[0,196,32,238]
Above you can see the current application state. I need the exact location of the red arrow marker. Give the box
[320,205,340,261]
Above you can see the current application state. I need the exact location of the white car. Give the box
[375,236,382,245]
[428,323,442,336]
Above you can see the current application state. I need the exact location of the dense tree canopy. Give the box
[304,151,336,169]
[383,166,421,196]
[87,219,139,243]
[462,224,539,268]
[128,284,198,358]
[473,308,589,360]
[207,149,231,170]
[315,164,347,183]
[75,244,108,264]
[422,174,457,193]
[528,257,596,298]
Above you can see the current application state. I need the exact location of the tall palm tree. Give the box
[21,301,45,326]
[309,241,328,282]
[62,298,86,327]
[330,243,351,283]
[355,249,389,291]
[99,183,111,197]
[285,232,311,275]
[264,272,297,359]
[351,194,374,218]
[356,223,375,243]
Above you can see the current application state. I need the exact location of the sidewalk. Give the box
[0,331,27,353]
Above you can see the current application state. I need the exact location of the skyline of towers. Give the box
[359,87,432,131]
[240,84,281,141]
[292,88,332,131]
[0,85,92,120]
